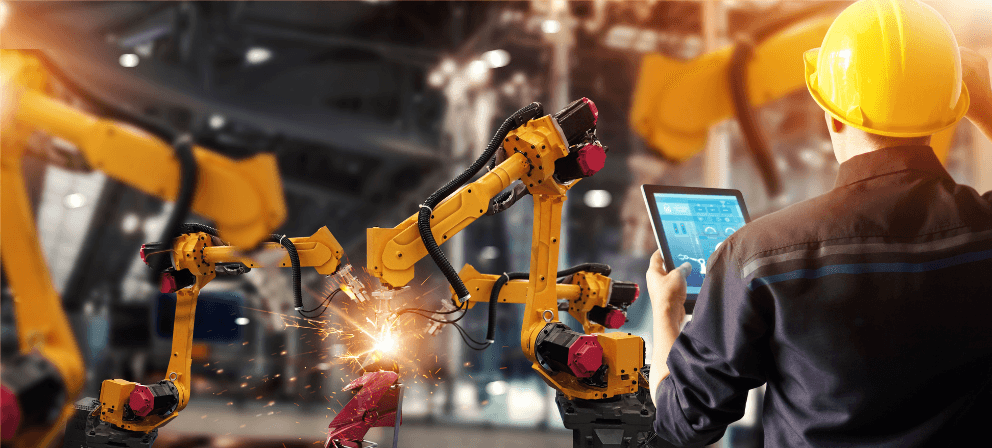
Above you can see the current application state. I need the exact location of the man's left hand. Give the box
[647,250,691,337]
[646,250,692,400]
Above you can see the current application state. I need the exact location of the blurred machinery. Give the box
[0,49,286,447]
[629,2,960,197]
[58,96,654,448]
[4,86,644,448]
[63,225,355,448]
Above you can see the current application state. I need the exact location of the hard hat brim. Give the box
[804,48,970,138]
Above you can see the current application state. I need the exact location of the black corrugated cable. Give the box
[177,223,221,237]
[416,102,543,304]
[483,263,613,346]
[266,234,303,313]
[148,134,198,277]
[23,52,211,282]
[727,2,849,197]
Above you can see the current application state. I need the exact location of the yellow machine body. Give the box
[1,49,290,443]
[532,332,644,401]
[368,114,645,400]
[0,51,85,448]
[202,226,344,275]
[97,227,344,432]
[1,50,286,248]
[458,266,618,335]
[629,13,959,164]
[368,151,530,287]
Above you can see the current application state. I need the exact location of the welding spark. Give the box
[339,284,358,302]
[372,329,397,354]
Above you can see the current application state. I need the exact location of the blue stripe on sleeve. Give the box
[748,249,992,291]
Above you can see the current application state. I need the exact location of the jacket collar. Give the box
[834,146,953,189]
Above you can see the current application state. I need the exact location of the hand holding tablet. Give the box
[641,185,751,313]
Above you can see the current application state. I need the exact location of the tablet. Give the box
[641,185,750,313]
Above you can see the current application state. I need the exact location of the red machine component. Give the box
[325,371,402,448]
[158,274,177,294]
[568,335,605,378]
[586,305,628,330]
[1,385,21,441]
[535,323,605,379]
[129,386,156,417]
[601,309,627,329]
[609,281,639,308]
[127,382,179,418]
[576,143,607,177]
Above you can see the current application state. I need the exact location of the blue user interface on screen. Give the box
[654,193,745,294]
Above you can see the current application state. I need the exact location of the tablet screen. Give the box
[651,193,746,295]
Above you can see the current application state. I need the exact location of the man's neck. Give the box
[833,134,931,164]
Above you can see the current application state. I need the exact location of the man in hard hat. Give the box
[645,0,992,446]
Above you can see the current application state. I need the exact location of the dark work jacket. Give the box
[653,146,992,447]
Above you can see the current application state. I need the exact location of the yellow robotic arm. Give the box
[368,99,644,401]
[630,9,958,170]
[0,49,286,447]
[94,226,349,436]
[1,51,286,248]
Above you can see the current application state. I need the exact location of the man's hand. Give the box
[961,47,992,140]
[647,251,690,337]
[646,250,691,403]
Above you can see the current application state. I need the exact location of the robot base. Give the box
[554,367,675,448]
[62,398,158,448]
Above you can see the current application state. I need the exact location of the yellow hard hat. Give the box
[804,0,969,137]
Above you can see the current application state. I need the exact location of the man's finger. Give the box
[661,262,692,292]
[649,250,668,275]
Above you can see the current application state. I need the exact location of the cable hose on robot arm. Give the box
[485,263,612,344]
[177,223,221,237]
[281,238,303,312]
[24,53,206,282]
[417,102,544,303]
[726,2,849,198]
[259,234,304,312]
[148,134,198,277]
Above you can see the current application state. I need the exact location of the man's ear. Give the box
[830,117,845,133]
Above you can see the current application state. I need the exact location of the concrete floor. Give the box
[159,399,573,448]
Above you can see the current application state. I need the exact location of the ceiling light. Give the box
[121,213,140,234]
[485,380,508,396]
[466,59,489,84]
[583,189,612,208]
[208,114,226,130]
[439,58,457,74]
[541,19,562,34]
[482,49,510,68]
[235,317,250,326]
[63,193,86,209]
[118,54,139,68]
[245,47,272,65]
[427,70,445,88]
[479,246,501,261]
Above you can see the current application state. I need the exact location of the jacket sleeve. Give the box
[653,238,772,447]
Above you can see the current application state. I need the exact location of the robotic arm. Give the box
[0,49,286,447]
[74,225,354,444]
[366,98,646,401]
